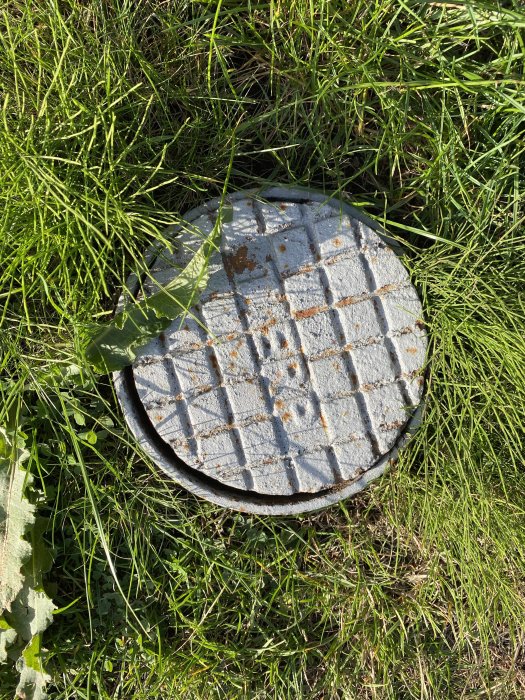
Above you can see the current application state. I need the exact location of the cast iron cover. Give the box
[115,187,427,514]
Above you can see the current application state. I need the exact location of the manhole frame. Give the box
[114,185,426,515]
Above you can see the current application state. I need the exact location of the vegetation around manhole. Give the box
[1,2,525,698]
[116,188,427,514]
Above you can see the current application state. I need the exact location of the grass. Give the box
[1,0,525,697]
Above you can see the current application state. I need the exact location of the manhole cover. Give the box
[115,187,427,514]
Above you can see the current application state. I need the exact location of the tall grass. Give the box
[1,0,525,697]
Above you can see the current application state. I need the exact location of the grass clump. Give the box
[1,0,525,698]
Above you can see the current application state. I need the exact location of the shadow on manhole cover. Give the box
[115,186,427,514]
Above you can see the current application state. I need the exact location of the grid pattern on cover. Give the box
[131,197,427,495]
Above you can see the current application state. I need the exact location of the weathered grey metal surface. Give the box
[114,187,427,514]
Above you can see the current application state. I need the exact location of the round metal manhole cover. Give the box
[115,187,427,514]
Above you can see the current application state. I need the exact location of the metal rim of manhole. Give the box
[114,186,427,515]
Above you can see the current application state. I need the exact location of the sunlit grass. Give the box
[1,0,525,697]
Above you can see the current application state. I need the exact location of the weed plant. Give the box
[1,1,525,697]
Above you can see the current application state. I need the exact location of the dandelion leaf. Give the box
[15,634,51,700]
[0,428,33,612]
[85,234,216,373]
[0,429,55,699]
[0,615,17,663]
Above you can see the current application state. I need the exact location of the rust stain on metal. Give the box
[377,283,400,295]
[196,412,272,441]
[282,265,315,280]
[336,295,361,308]
[380,420,405,431]
[260,318,277,335]
[361,337,381,349]
[309,346,340,361]
[294,305,328,320]
[223,244,257,275]
[252,413,271,425]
